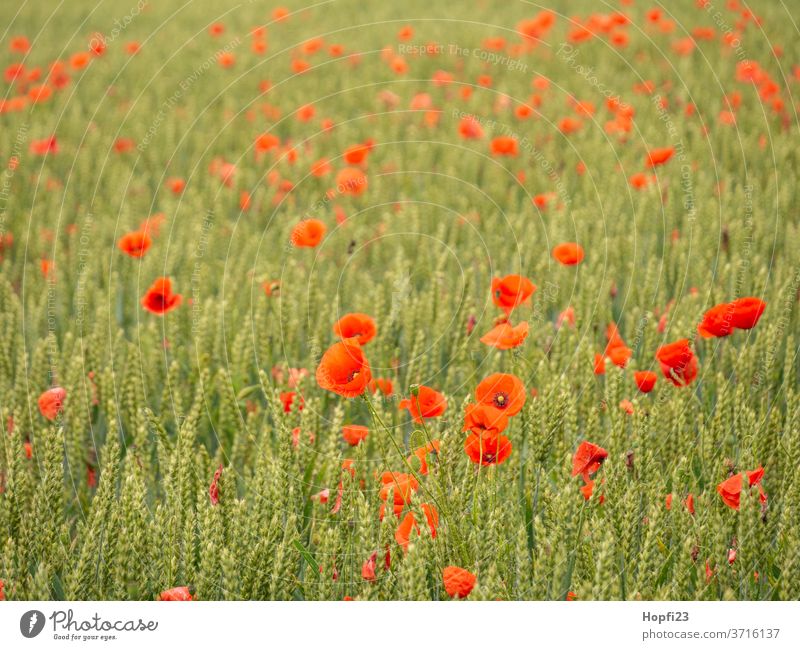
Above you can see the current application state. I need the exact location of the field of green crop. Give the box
[0,0,798,601]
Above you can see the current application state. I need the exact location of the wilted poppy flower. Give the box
[717,467,766,510]
[407,440,440,475]
[475,373,526,416]
[342,424,368,446]
[117,230,152,258]
[442,566,476,599]
[316,339,372,398]
[728,297,766,330]
[491,275,536,314]
[332,312,376,345]
[552,242,584,265]
[208,465,223,505]
[362,551,378,581]
[633,370,657,393]
[38,386,66,420]
[394,505,438,552]
[141,277,182,315]
[464,430,512,466]
[656,339,698,386]
[572,441,608,480]
[480,320,529,350]
[291,219,326,248]
[157,586,195,601]
[462,403,508,436]
[379,471,419,519]
[645,146,675,167]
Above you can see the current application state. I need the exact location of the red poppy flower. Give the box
[332,312,377,345]
[552,242,584,265]
[480,320,529,350]
[335,167,368,195]
[464,430,512,466]
[315,339,372,398]
[399,386,447,423]
[717,467,766,510]
[157,586,195,601]
[462,403,508,436]
[490,136,518,156]
[369,377,393,396]
[279,391,304,413]
[645,146,675,167]
[633,370,657,393]
[475,373,526,416]
[38,386,66,420]
[291,219,326,248]
[141,277,182,315]
[655,339,698,386]
[458,115,484,139]
[342,424,369,446]
[698,302,735,338]
[117,230,152,258]
[572,441,608,480]
[491,275,536,314]
[728,297,766,330]
[442,566,476,599]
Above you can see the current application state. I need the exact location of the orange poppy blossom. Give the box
[332,312,377,345]
[474,373,526,416]
[442,566,477,599]
[290,219,326,248]
[655,338,698,386]
[38,386,66,420]
[141,277,182,315]
[572,440,608,482]
[728,297,766,329]
[489,135,518,156]
[717,467,766,510]
[117,230,152,258]
[552,242,585,265]
[342,424,369,446]
[407,440,440,475]
[698,297,766,337]
[279,392,304,413]
[368,377,393,396]
[603,324,631,368]
[462,403,508,437]
[157,586,195,601]
[335,167,367,195]
[315,338,372,398]
[479,319,529,350]
[645,146,675,167]
[665,493,696,515]
[491,274,536,315]
[633,370,658,393]
[464,429,513,466]
[399,385,447,423]
[394,504,438,553]
[698,302,736,338]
